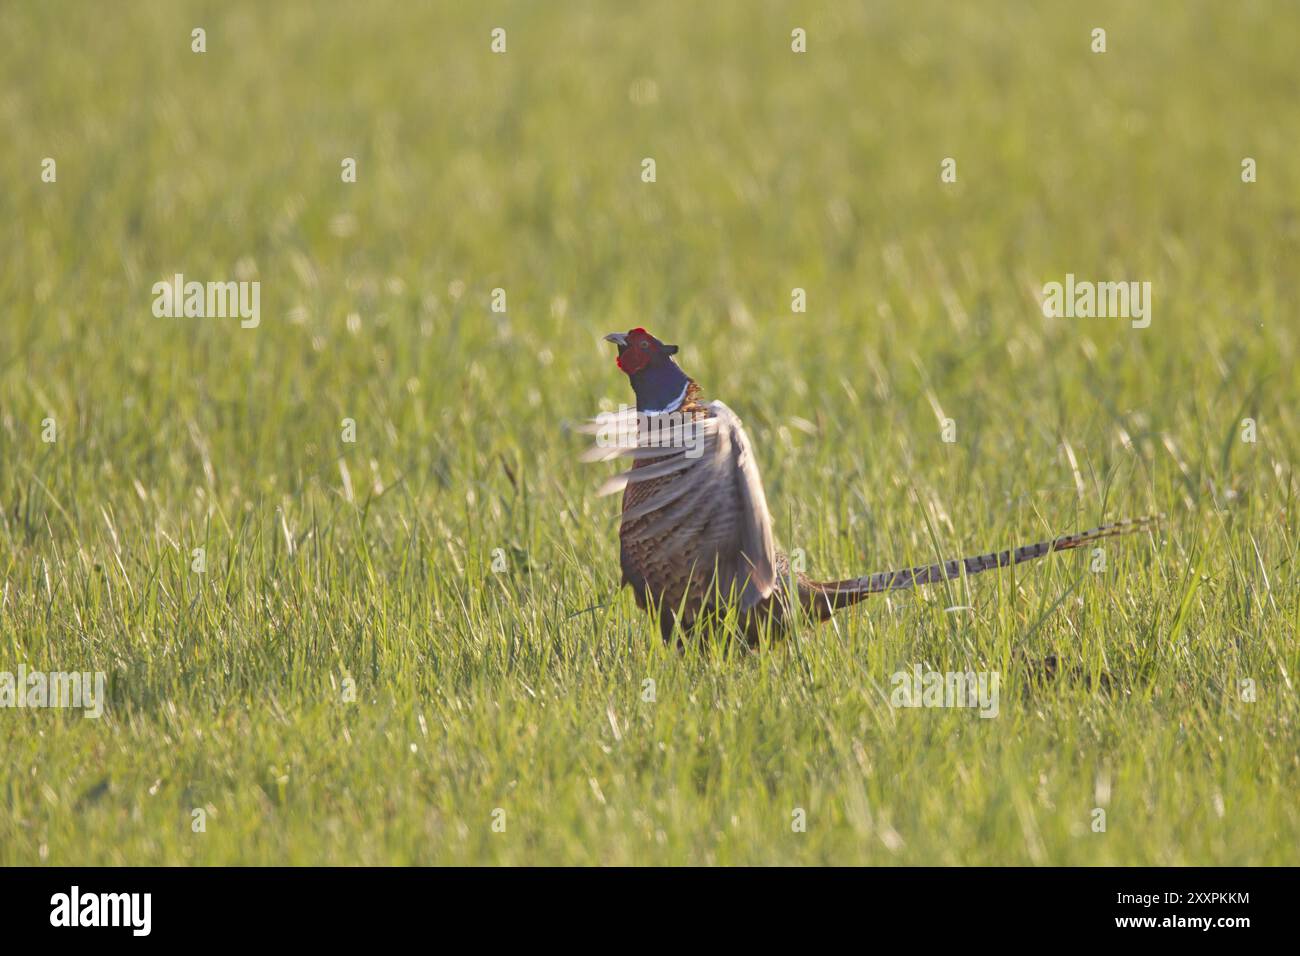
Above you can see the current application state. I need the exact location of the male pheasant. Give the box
[583,327,1156,643]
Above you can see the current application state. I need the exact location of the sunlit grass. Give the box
[0,0,1297,864]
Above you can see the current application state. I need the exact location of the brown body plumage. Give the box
[585,328,1156,643]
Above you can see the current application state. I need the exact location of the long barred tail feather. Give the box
[808,515,1160,610]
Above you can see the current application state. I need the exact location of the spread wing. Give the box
[580,401,777,611]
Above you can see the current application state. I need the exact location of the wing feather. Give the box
[585,400,777,614]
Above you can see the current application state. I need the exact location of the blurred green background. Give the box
[0,1,1296,864]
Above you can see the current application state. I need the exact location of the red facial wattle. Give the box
[616,327,655,375]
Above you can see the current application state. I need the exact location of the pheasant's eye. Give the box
[638,340,650,350]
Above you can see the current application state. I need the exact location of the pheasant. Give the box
[583,327,1156,643]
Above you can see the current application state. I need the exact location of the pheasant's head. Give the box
[604,327,678,375]
[603,328,690,413]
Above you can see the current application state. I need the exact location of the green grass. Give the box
[1,0,1297,865]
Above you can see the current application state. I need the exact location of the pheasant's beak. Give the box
[603,332,629,348]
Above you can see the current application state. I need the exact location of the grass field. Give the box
[1,0,1297,865]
